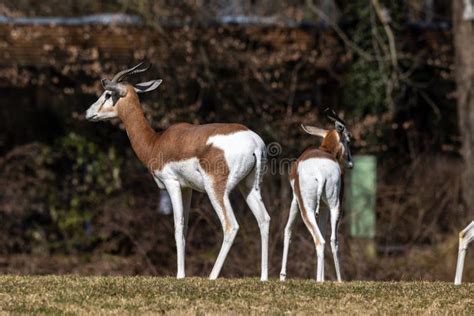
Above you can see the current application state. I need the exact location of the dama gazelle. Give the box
[85,62,271,280]
[280,109,353,282]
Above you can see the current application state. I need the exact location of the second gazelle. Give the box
[280,109,353,282]
[85,62,271,280]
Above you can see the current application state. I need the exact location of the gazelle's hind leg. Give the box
[295,177,326,282]
[239,170,271,281]
[280,195,298,281]
[204,178,239,280]
[325,183,343,282]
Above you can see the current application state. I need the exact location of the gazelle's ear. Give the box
[134,79,162,93]
[301,124,329,138]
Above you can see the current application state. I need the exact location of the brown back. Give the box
[114,84,249,171]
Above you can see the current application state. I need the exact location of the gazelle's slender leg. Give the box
[164,180,186,279]
[239,182,271,281]
[455,221,474,285]
[298,196,325,282]
[205,184,239,280]
[182,188,192,238]
[280,196,299,281]
[330,206,342,282]
[315,219,326,282]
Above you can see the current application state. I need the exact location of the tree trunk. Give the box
[453,0,474,217]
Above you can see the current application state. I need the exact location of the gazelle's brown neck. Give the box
[118,91,158,168]
[319,130,339,156]
[318,129,345,169]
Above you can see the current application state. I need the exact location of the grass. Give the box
[0,276,472,314]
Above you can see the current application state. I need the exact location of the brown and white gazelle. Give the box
[86,62,271,280]
[280,109,353,282]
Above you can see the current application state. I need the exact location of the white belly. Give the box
[153,158,206,192]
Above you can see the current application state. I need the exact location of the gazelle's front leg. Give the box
[164,180,186,279]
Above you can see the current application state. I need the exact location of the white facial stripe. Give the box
[85,90,119,121]
[97,96,107,111]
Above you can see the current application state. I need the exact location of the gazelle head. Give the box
[301,108,353,169]
[86,61,162,122]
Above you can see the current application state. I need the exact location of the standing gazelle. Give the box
[86,62,271,280]
[280,109,353,282]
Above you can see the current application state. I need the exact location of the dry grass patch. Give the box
[0,276,472,314]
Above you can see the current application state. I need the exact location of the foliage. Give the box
[339,1,456,155]
[344,59,387,117]
[0,143,55,253]
[0,134,122,254]
[47,133,122,253]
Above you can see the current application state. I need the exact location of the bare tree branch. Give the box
[305,0,373,62]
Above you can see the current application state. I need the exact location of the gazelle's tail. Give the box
[252,134,267,191]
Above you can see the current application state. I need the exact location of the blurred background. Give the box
[0,0,473,281]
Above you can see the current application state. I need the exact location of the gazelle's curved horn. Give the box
[324,108,347,126]
[111,61,151,83]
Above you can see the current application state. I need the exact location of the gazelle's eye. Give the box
[105,92,111,100]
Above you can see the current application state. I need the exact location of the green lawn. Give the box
[0,276,472,314]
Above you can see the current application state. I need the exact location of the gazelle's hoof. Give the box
[208,274,218,280]
[280,273,286,281]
